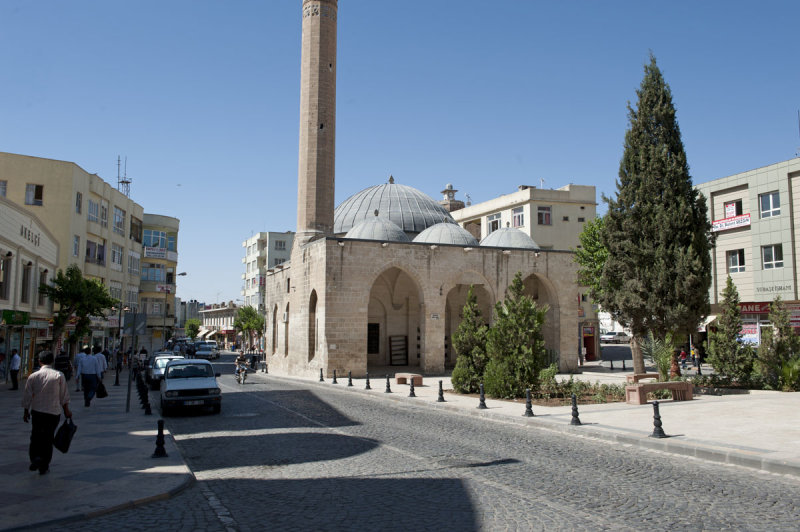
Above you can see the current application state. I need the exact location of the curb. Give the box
[261,372,800,479]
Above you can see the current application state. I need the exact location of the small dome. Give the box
[334,180,456,236]
[480,227,539,249]
[345,216,410,242]
[413,223,479,246]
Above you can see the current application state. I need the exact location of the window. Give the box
[108,281,122,302]
[760,192,780,218]
[0,180,6,197]
[512,207,524,228]
[727,249,745,273]
[130,217,142,243]
[75,192,82,214]
[38,269,48,305]
[0,254,10,300]
[275,240,286,251]
[128,253,140,275]
[111,243,124,268]
[141,263,165,282]
[274,258,286,267]
[167,234,176,251]
[100,204,108,227]
[143,229,166,248]
[72,236,80,257]
[562,216,570,222]
[25,184,43,206]
[578,217,585,223]
[537,206,551,225]
[487,213,501,234]
[20,262,31,304]
[87,199,99,222]
[724,200,743,217]
[85,239,106,265]
[113,207,125,235]
[762,244,783,269]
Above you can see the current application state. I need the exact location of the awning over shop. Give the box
[196,328,211,339]
[698,315,716,332]
[206,329,218,338]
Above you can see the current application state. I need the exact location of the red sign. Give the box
[739,302,770,314]
[712,213,751,232]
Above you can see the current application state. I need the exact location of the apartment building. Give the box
[696,157,800,343]
[241,231,294,310]
[450,184,597,250]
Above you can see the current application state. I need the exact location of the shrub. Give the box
[640,330,674,381]
[451,286,488,394]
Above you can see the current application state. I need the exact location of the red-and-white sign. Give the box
[740,302,771,314]
[712,213,751,232]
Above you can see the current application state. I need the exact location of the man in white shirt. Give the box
[93,346,108,379]
[9,349,21,390]
[22,350,72,475]
[77,347,102,407]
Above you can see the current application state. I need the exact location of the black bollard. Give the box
[319,368,324,382]
[478,383,488,409]
[347,371,353,387]
[114,367,120,387]
[622,359,627,371]
[524,388,534,417]
[332,369,338,384]
[609,359,614,370]
[409,378,416,397]
[365,372,371,390]
[385,374,392,393]
[152,419,168,458]
[650,400,668,438]
[570,393,582,425]
[144,402,152,415]
[697,362,702,376]
[437,380,445,402]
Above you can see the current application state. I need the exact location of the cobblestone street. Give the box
[39,359,800,531]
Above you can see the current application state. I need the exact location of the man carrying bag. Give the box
[22,350,72,475]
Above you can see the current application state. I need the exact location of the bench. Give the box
[626,373,660,383]
[395,373,423,386]
[625,381,693,405]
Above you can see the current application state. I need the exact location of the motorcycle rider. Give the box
[234,351,248,381]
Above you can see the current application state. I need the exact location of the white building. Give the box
[241,231,294,310]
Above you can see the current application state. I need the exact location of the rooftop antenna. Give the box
[117,155,131,197]
[796,110,800,157]
[465,193,472,206]
[540,177,545,189]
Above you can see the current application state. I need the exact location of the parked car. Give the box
[147,354,185,390]
[600,331,631,344]
[160,359,221,416]
[145,351,174,384]
[194,345,217,360]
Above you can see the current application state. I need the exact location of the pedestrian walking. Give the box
[9,349,21,390]
[53,350,73,382]
[94,346,108,379]
[680,349,688,370]
[77,346,102,407]
[22,350,72,475]
[74,347,88,392]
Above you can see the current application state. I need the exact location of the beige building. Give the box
[138,214,182,352]
[451,184,597,250]
[261,1,597,379]
[696,157,800,343]
[199,302,239,349]
[0,196,59,375]
[0,152,145,348]
[242,231,294,310]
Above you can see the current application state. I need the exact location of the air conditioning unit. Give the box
[282,312,288,323]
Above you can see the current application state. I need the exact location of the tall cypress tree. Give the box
[600,54,713,374]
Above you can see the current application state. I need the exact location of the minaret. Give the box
[296,0,337,246]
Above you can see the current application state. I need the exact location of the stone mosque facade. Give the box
[263,0,594,378]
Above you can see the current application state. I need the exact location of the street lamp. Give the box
[162,272,187,349]
[111,304,130,386]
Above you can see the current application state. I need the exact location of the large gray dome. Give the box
[480,227,540,249]
[345,216,410,242]
[334,179,456,236]
[413,223,479,246]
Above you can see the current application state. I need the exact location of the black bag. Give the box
[96,381,108,399]
[54,418,77,453]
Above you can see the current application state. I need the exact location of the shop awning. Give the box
[197,328,211,339]
[206,329,218,338]
[698,315,716,332]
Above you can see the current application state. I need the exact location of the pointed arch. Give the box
[284,302,290,356]
[308,290,318,361]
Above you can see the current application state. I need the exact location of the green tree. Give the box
[705,276,754,384]
[233,306,266,349]
[599,54,713,374]
[39,264,117,355]
[483,272,548,398]
[640,330,675,381]
[574,216,608,304]
[756,296,800,389]
[185,318,201,341]
[451,285,489,394]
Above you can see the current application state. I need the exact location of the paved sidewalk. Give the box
[261,363,800,479]
[0,369,193,531]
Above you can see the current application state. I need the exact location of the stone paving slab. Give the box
[0,369,193,531]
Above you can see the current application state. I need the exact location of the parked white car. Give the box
[160,359,221,416]
[600,331,631,344]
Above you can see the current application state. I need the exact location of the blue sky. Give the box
[2,1,798,304]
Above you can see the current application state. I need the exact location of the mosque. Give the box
[263,0,591,378]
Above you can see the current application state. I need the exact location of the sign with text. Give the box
[144,246,167,259]
[712,213,751,232]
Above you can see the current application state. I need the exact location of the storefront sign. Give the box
[755,284,793,294]
[740,321,760,345]
[144,246,167,259]
[582,326,594,336]
[739,302,770,314]
[712,213,751,232]
[2,310,30,325]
